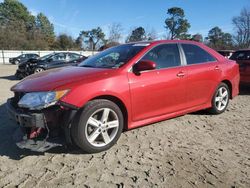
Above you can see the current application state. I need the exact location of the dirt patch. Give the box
[0,65,249,187]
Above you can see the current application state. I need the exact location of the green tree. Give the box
[191,33,203,42]
[126,27,146,42]
[36,13,55,47]
[0,0,56,50]
[75,36,83,50]
[232,7,250,48]
[146,28,158,41]
[52,34,78,50]
[79,27,106,51]
[0,0,35,30]
[207,26,233,50]
[164,7,190,39]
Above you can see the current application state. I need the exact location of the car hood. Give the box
[11,66,115,92]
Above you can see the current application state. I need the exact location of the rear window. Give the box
[182,44,216,65]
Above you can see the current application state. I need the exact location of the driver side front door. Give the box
[128,43,187,122]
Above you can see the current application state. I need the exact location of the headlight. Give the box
[18,90,69,110]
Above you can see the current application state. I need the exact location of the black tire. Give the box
[71,99,124,153]
[15,72,24,80]
[34,67,44,73]
[208,82,230,114]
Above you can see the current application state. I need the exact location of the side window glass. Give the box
[230,51,250,60]
[237,52,249,60]
[246,51,250,60]
[141,44,181,69]
[182,44,216,65]
[235,52,246,60]
[52,53,66,61]
[69,53,80,61]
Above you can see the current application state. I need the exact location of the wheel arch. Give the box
[221,79,233,99]
[89,95,129,130]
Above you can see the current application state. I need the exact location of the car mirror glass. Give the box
[133,60,156,75]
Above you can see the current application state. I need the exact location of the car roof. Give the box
[52,52,80,55]
[126,39,203,46]
[217,50,235,52]
[234,49,250,52]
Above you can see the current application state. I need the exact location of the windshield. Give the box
[79,43,148,68]
[39,54,53,61]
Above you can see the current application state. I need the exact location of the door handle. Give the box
[177,71,185,77]
[214,66,220,70]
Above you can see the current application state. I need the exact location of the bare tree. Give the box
[232,7,250,48]
[80,27,106,51]
[108,23,123,43]
[145,27,158,41]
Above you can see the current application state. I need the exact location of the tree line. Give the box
[0,0,249,51]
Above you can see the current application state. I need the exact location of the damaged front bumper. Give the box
[6,98,78,152]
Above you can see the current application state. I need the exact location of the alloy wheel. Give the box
[34,68,44,73]
[215,86,229,111]
[85,108,119,147]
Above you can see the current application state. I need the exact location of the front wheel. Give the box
[15,71,24,80]
[71,99,124,153]
[208,83,230,114]
[34,67,44,73]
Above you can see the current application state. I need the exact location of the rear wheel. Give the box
[208,83,230,114]
[71,99,124,153]
[34,67,44,73]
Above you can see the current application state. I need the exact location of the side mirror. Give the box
[48,58,53,62]
[133,60,156,74]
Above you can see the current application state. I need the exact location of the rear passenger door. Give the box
[181,43,221,107]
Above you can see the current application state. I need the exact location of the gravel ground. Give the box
[0,65,249,188]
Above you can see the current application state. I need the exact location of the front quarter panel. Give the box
[59,73,131,111]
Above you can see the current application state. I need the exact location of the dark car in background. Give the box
[9,53,39,64]
[230,49,250,84]
[217,50,235,59]
[15,52,87,79]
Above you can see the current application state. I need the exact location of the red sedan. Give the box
[7,40,240,153]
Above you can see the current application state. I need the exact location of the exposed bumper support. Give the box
[6,98,77,152]
[13,127,63,152]
[6,99,46,128]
